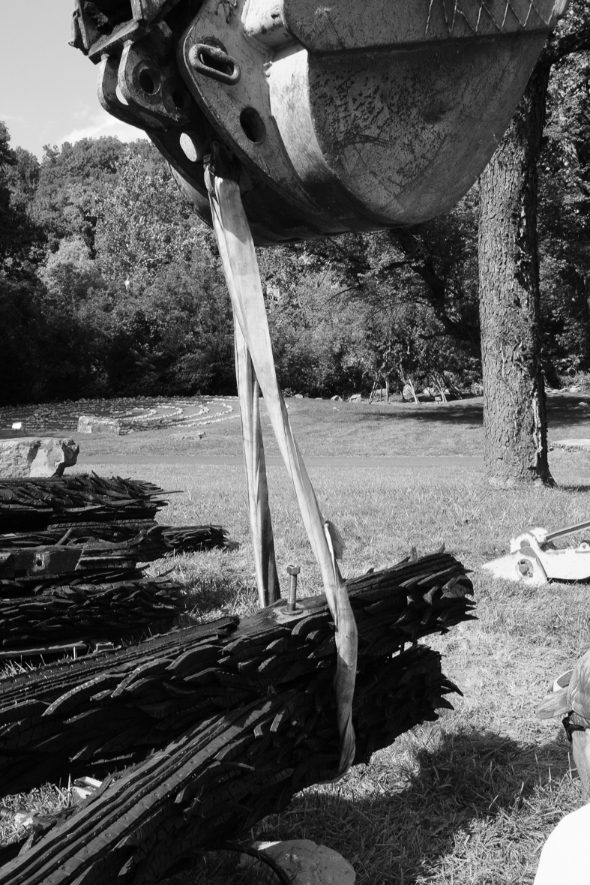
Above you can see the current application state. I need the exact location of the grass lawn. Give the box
[2,393,590,883]
[67,390,590,461]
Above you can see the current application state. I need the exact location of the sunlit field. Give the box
[2,392,590,884]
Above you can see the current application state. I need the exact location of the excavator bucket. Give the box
[482,519,590,586]
[482,549,549,587]
[72,0,568,244]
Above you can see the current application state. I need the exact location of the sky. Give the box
[0,1,147,157]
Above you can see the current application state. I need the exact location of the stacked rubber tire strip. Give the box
[0,475,168,531]
[0,551,475,884]
[0,476,228,657]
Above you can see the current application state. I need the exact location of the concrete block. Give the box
[78,416,121,435]
[0,438,79,478]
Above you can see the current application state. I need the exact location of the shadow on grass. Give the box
[187,580,240,612]
[165,727,574,885]
[553,483,590,492]
[176,572,259,625]
[351,403,483,427]
[350,394,590,431]
[1,728,572,885]
[243,728,574,885]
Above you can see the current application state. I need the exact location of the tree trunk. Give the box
[478,61,554,488]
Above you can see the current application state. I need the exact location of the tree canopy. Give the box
[0,18,589,407]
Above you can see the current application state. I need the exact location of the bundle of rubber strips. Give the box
[0,551,474,884]
[0,475,227,657]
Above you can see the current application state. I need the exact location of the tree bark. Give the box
[478,61,554,488]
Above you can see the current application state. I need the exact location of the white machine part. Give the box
[482,519,590,586]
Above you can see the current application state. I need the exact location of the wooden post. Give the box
[234,318,280,606]
[433,372,448,405]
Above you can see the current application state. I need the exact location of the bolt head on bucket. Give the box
[481,552,547,586]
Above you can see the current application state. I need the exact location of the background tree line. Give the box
[0,5,588,416]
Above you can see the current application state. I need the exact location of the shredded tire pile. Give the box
[0,551,474,884]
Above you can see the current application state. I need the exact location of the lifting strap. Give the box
[205,164,358,777]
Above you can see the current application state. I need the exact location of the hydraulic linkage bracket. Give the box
[482,518,590,586]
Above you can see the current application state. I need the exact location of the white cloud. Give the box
[60,108,148,146]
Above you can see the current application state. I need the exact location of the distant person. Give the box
[534,649,590,883]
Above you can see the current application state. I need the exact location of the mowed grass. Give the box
[70,390,590,460]
[3,394,590,883]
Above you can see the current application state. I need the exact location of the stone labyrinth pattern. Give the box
[0,397,238,435]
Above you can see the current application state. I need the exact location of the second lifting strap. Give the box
[205,162,358,778]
